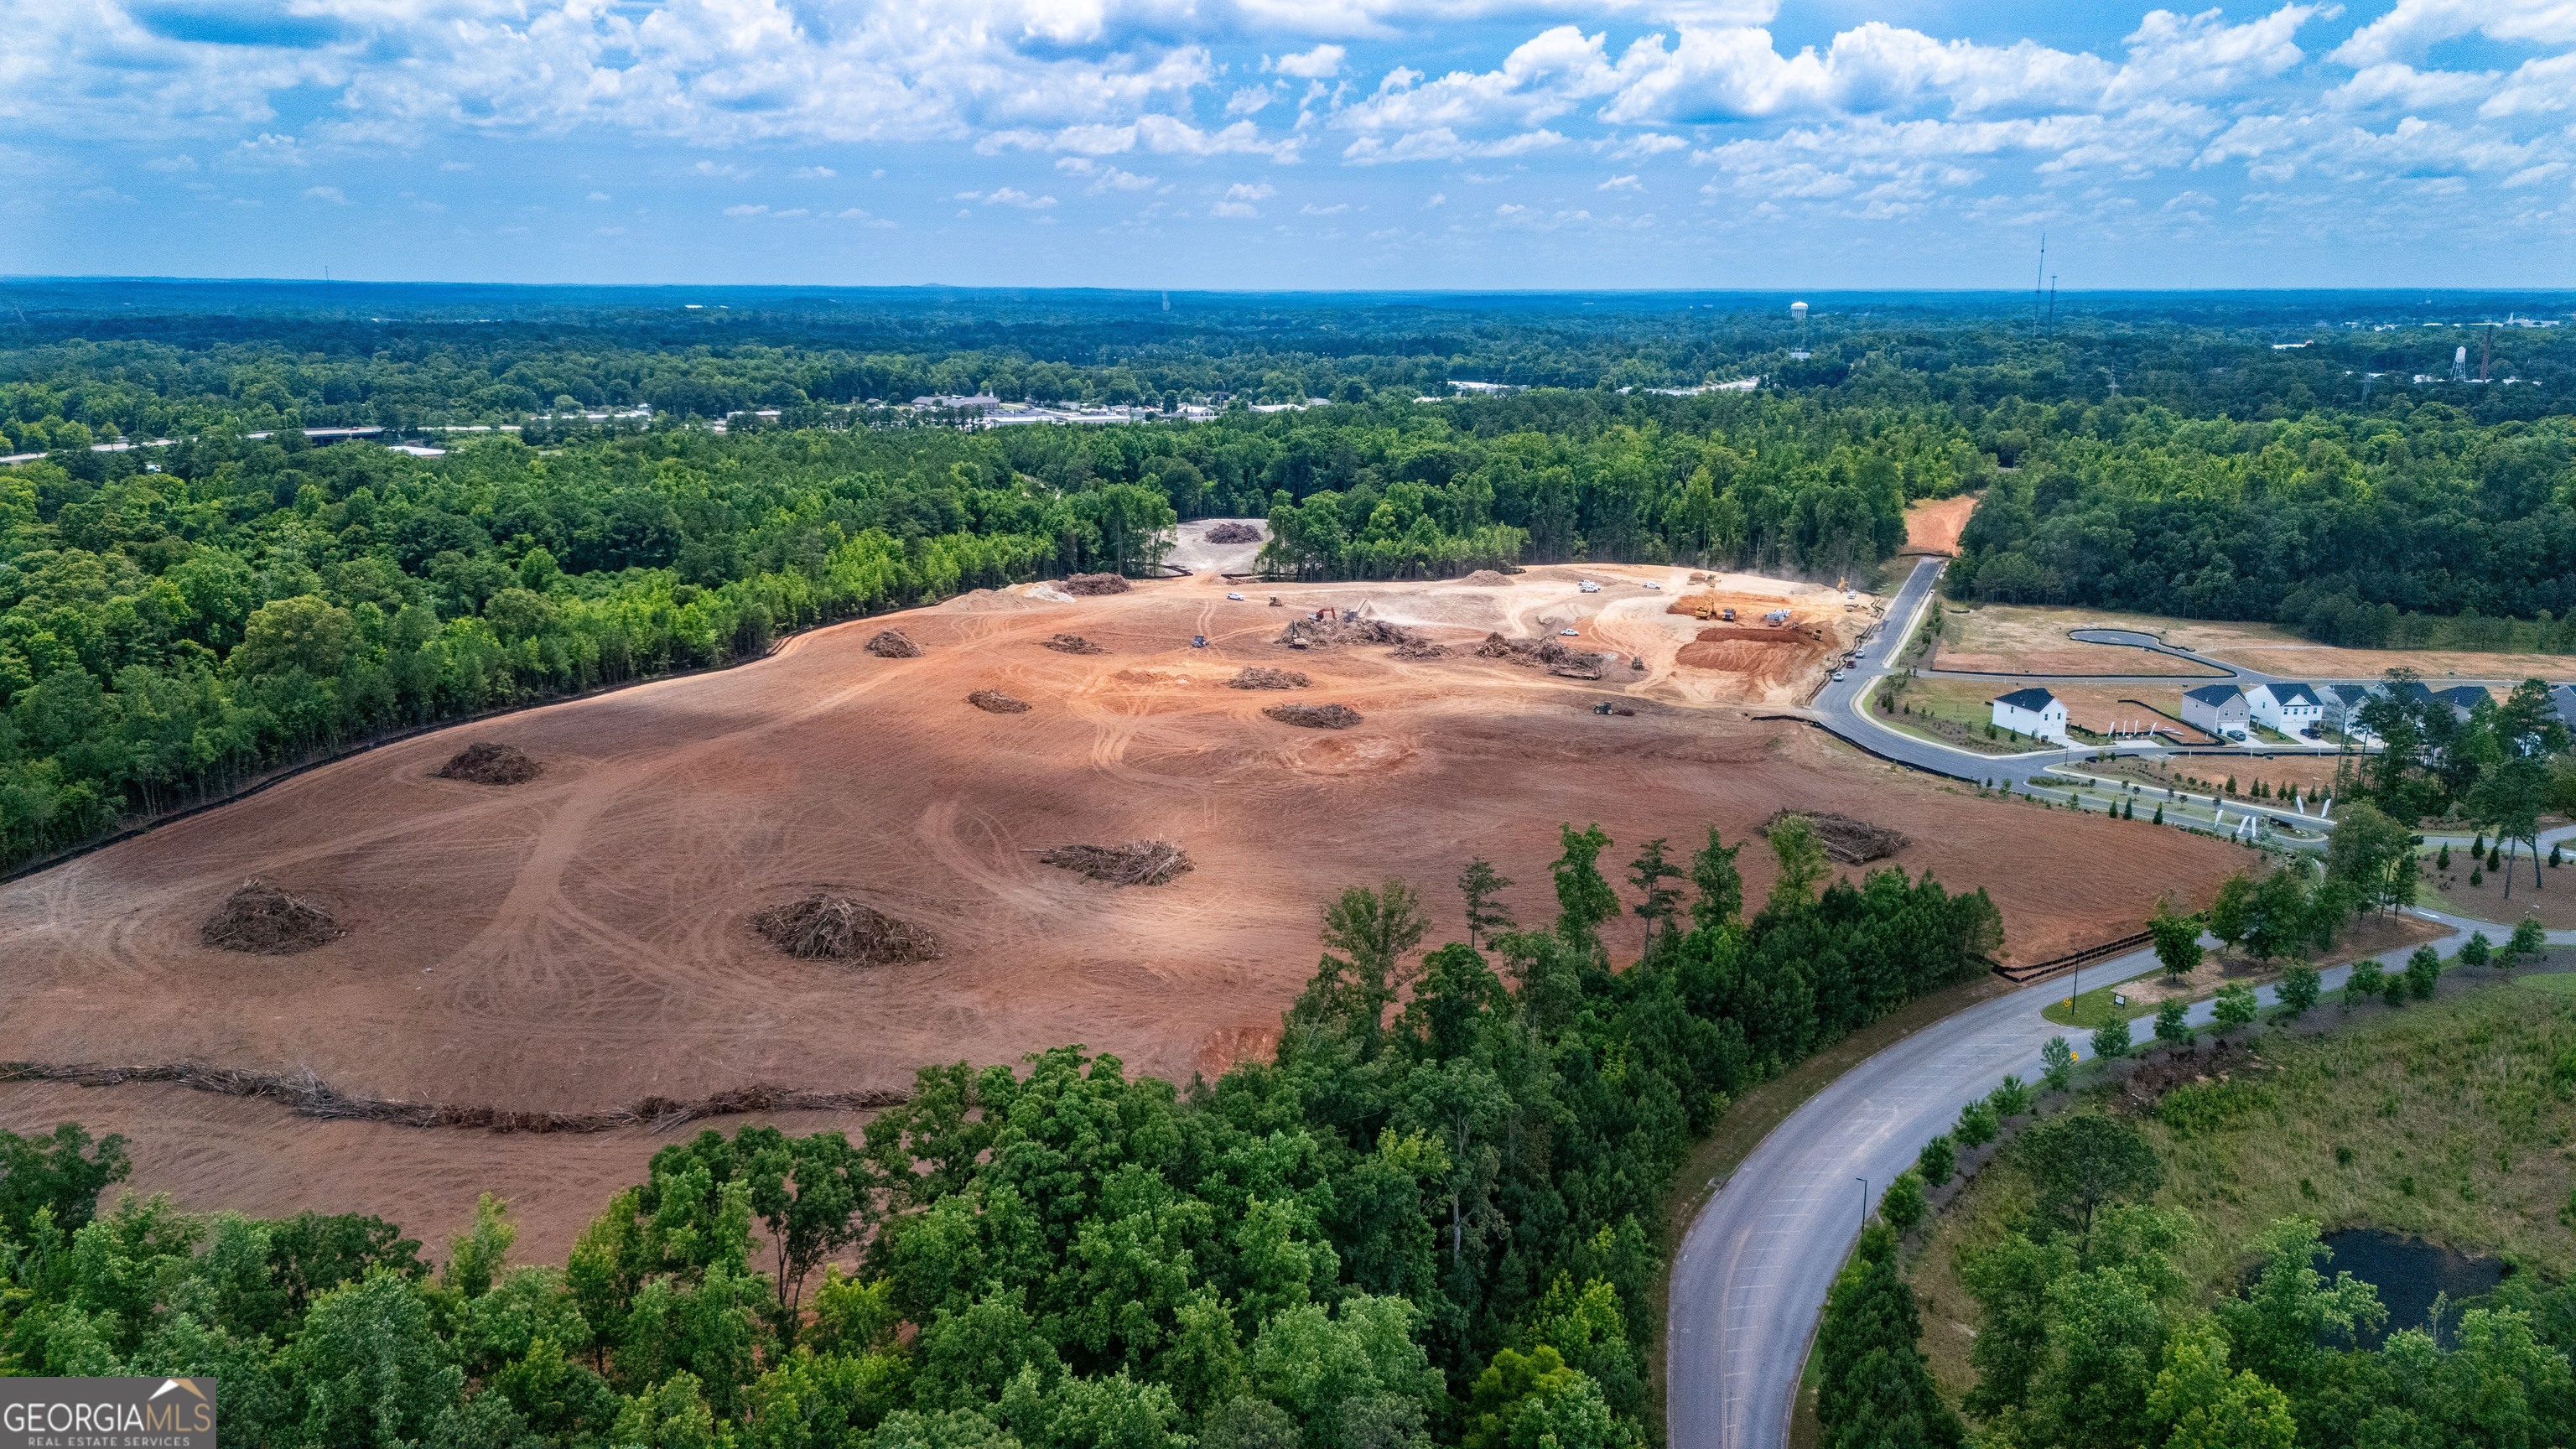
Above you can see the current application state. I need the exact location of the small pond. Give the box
[2321,1229,2510,1348]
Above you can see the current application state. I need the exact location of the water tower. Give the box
[1790,300,1810,359]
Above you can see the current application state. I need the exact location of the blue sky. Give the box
[4,0,2572,288]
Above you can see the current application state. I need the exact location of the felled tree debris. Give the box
[0,1060,910,1134]
[752,894,939,965]
[1228,667,1310,689]
[865,630,923,658]
[1265,703,1363,729]
[968,690,1032,714]
[1063,573,1133,595]
[435,741,542,786]
[1039,841,1193,886]
[1041,634,1105,654]
[202,879,345,955]
[1761,809,1910,865]
[1475,633,1602,678]
[1462,569,1513,585]
[1275,612,1421,650]
[1390,639,1452,660]
[1204,522,1263,543]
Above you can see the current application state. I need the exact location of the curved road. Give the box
[1665,908,2576,1449]
[1671,557,2576,1448]
[1806,558,2576,849]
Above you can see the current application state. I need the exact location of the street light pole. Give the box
[1857,1176,1869,1228]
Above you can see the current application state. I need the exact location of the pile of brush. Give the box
[751,895,940,965]
[1038,841,1193,886]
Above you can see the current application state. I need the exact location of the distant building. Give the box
[1991,687,2070,743]
[2182,683,2250,741]
[2244,682,2324,736]
[2553,684,2576,736]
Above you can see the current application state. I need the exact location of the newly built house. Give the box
[2245,682,2324,736]
[2182,683,2251,741]
[1992,687,2070,743]
[2319,683,2379,740]
[2388,681,2492,720]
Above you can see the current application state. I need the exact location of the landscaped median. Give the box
[2038,911,2449,1031]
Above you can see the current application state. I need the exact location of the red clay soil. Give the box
[0,574,2244,1254]
[1902,496,1979,556]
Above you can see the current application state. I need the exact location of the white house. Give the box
[2182,683,2250,741]
[1992,687,2070,743]
[2245,682,2324,736]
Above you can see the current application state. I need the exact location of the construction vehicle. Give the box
[1578,579,1601,594]
[1191,635,1208,648]
[1764,608,1792,626]
[1722,607,1736,622]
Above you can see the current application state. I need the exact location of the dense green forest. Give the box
[0,819,2003,1448]
[1947,408,2576,635]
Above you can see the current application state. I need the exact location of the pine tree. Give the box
[1627,837,1684,957]
[1457,856,1514,950]
[1814,1223,1964,1449]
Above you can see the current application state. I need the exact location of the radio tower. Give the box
[2033,234,2047,335]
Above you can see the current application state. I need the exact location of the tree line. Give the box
[1947,408,2576,636]
[0,818,2003,1448]
[5,285,2568,448]
[0,392,1981,868]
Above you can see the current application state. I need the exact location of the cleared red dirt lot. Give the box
[0,568,2246,1253]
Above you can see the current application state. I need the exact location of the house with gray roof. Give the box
[1991,687,2069,743]
[2182,683,2250,741]
[2245,681,2324,736]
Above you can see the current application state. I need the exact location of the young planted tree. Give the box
[2406,944,2442,999]
[2148,897,2205,982]
[2212,984,2259,1030]
[2042,1036,2076,1090]
[2277,963,2320,1017]
[2092,1015,2133,1062]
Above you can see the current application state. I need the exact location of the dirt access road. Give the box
[0,527,2243,1254]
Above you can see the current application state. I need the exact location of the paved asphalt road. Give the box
[1665,909,2576,1449]
[1668,560,2576,1449]
[1803,558,2576,848]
